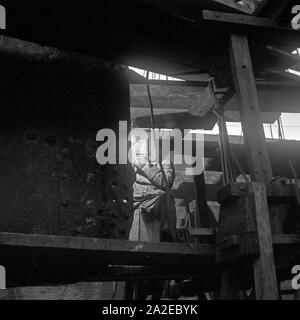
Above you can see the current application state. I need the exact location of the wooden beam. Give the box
[251,182,279,300]
[0,232,217,287]
[229,34,273,182]
[229,34,278,300]
[202,10,295,31]
[216,233,300,246]
[273,234,300,245]
[189,82,217,117]
[131,82,297,117]
[0,232,215,256]
[207,0,299,117]
[129,76,210,88]
[226,85,300,113]
[218,182,300,204]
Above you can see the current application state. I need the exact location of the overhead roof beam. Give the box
[202,10,295,31]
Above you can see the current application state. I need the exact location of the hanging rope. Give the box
[213,103,235,185]
[145,70,175,241]
[146,70,155,131]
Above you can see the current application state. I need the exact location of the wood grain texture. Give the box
[230,33,273,183]
[228,34,278,300]
[252,182,279,300]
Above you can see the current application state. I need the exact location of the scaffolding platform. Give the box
[1,232,300,291]
[0,232,216,287]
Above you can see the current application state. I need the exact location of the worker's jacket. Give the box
[133,161,175,217]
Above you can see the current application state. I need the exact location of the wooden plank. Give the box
[129,77,210,88]
[218,233,300,248]
[0,232,215,256]
[189,82,217,117]
[262,182,298,200]
[251,182,279,300]
[218,182,300,203]
[202,10,295,31]
[0,232,217,287]
[229,34,273,183]
[229,34,278,300]
[217,232,300,263]
[130,84,207,111]
[0,282,120,300]
[131,82,294,114]
[226,86,300,113]
[273,234,300,245]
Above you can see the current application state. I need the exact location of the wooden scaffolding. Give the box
[1,0,300,300]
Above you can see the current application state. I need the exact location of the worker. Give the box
[126,135,177,299]
[129,135,177,243]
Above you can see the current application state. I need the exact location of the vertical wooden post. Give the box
[229,34,273,183]
[229,34,278,300]
[251,182,278,300]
